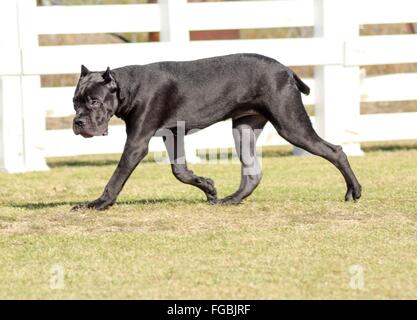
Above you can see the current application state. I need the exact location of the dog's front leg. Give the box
[72,132,153,211]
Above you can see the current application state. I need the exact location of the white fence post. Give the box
[0,77,27,173]
[17,0,49,171]
[159,0,200,163]
[159,0,189,43]
[313,0,364,156]
[0,0,27,172]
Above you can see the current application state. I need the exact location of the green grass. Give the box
[1,145,417,299]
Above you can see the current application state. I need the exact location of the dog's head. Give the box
[72,65,119,138]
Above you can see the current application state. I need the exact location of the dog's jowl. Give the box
[72,53,361,210]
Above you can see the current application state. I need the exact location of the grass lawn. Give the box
[0,144,416,299]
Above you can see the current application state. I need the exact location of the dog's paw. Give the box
[71,198,114,211]
[345,184,362,202]
[204,178,218,203]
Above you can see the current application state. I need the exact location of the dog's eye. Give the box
[90,100,101,108]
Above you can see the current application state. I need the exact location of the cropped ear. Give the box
[81,65,89,77]
[102,67,113,83]
[102,67,117,92]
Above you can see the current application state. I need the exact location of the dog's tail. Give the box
[292,72,310,95]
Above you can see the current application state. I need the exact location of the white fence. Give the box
[1,0,417,172]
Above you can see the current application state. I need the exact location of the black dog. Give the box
[72,53,361,210]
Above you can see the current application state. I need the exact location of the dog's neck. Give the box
[111,66,141,120]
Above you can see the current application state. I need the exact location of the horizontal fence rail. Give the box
[358,0,417,24]
[23,35,417,74]
[186,0,315,30]
[1,0,417,172]
[345,34,417,66]
[36,4,161,35]
[23,38,343,75]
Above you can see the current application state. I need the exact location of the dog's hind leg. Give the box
[164,131,217,203]
[267,86,362,201]
[216,115,268,205]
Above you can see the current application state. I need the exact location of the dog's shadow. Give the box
[9,197,204,210]
[10,201,78,210]
[48,159,119,168]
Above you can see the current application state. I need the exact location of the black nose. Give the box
[74,118,86,127]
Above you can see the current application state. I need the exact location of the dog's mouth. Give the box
[74,127,108,138]
[80,132,94,138]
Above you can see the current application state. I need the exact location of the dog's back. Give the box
[133,54,304,129]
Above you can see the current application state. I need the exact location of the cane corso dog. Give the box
[71,53,361,210]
